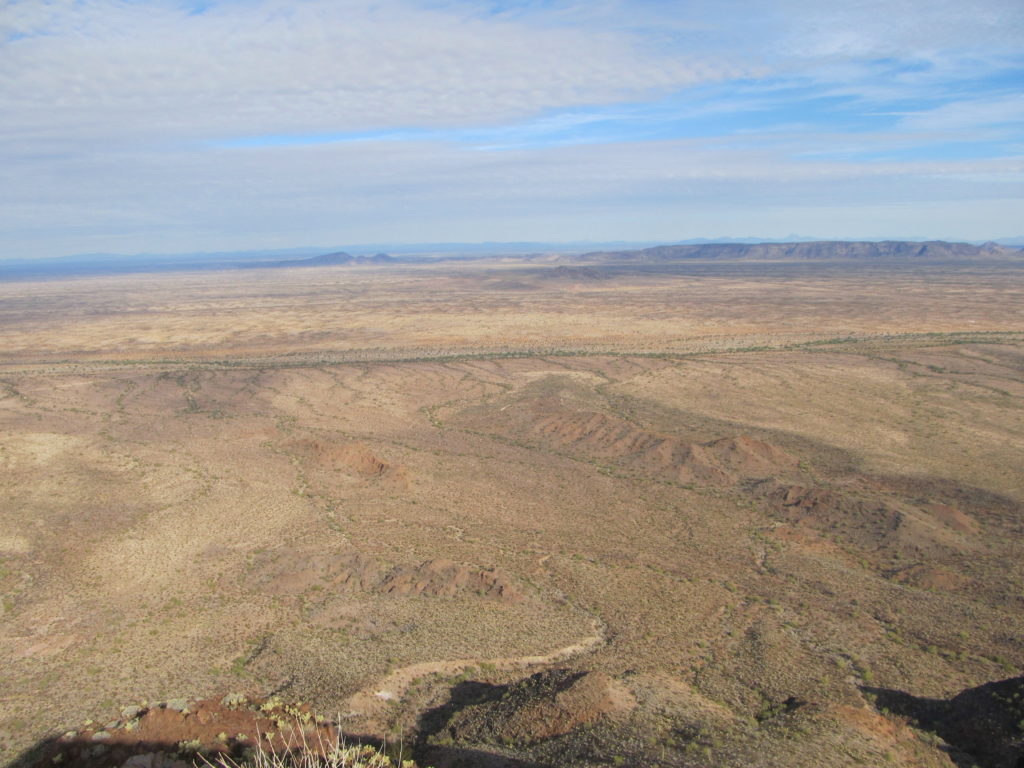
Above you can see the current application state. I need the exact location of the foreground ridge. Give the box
[16,697,421,768]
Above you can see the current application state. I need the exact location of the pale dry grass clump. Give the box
[200,728,418,768]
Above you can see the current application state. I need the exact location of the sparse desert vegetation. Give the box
[2,254,1024,767]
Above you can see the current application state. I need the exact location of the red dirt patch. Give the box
[923,503,979,534]
[27,696,341,768]
[284,438,395,478]
[703,435,799,477]
[640,434,798,485]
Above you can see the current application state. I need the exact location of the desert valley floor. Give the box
[1,258,1024,767]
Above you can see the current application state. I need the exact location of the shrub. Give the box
[199,725,418,768]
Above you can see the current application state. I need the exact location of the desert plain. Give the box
[2,254,1024,767]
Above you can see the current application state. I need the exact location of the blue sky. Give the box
[0,0,1022,258]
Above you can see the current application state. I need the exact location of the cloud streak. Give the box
[1,0,1022,257]
[1,0,734,142]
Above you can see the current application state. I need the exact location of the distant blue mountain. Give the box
[2,238,1019,281]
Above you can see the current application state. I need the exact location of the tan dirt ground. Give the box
[1,258,1023,767]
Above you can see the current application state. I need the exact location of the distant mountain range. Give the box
[251,251,397,268]
[2,240,1020,281]
[0,249,402,280]
[578,240,1020,262]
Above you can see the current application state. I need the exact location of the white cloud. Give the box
[776,0,1024,60]
[2,129,1020,256]
[895,94,1024,133]
[1,0,1022,256]
[0,0,739,148]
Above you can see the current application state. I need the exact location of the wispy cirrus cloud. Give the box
[1,0,738,143]
[0,0,1022,257]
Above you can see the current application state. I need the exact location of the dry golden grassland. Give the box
[1,259,1023,767]
[0,261,1020,363]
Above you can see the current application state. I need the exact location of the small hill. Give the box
[243,547,525,604]
[301,251,355,265]
[457,381,800,486]
[282,437,395,478]
[756,479,980,557]
[247,251,398,269]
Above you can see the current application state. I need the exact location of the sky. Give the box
[1,0,1023,258]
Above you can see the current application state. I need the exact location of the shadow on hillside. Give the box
[9,732,545,768]
[417,680,508,738]
[863,682,1024,768]
[411,680,545,768]
[9,733,224,768]
[6,679,543,768]
[412,745,544,768]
